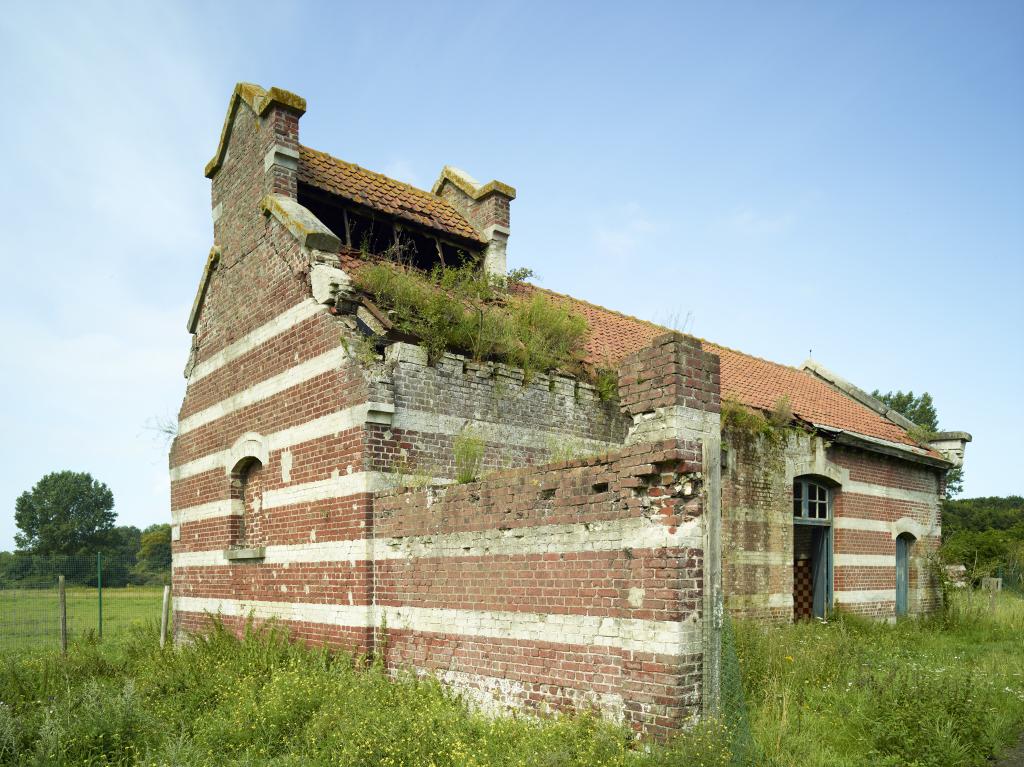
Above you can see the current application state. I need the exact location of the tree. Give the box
[137,524,171,572]
[871,389,939,432]
[14,471,115,556]
[871,388,963,497]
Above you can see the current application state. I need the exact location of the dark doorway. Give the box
[793,478,834,621]
[793,524,832,620]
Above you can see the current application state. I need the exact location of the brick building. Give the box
[170,83,970,736]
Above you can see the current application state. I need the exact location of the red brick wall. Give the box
[174,90,721,740]
[721,428,943,622]
[372,440,707,738]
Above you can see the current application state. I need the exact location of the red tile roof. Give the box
[527,286,923,449]
[310,148,922,451]
[298,146,483,244]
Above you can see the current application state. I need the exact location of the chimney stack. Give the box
[432,166,516,275]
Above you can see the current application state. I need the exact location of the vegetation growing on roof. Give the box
[721,397,794,448]
[352,255,592,384]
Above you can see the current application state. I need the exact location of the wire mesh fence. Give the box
[0,554,169,652]
[719,614,757,766]
[997,561,1024,594]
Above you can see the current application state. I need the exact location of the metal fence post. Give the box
[58,575,67,655]
[97,552,103,639]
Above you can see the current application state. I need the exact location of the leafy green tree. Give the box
[871,389,939,432]
[14,471,115,556]
[871,388,963,497]
[942,496,1024,537]
[138,524,171,572]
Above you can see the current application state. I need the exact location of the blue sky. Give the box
[0,1,1021,549]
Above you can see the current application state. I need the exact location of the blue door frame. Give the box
[895,534,911,617]
[795,520,833,619]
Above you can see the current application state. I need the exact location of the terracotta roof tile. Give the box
[339,249,923,451]
[524,285,923,449]
[298,146,483,244]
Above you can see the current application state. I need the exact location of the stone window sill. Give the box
[223,547,266,562]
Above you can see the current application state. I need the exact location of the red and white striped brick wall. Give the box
[722,430,943,621]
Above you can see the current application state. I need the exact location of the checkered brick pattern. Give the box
[793,560,814,620]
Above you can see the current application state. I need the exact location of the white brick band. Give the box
[843,481,938,508]
[432,668,626,722]
[178,346,349,436]
[834,554,895,568]
[834,516,939,538]
[171,471,388,524]
[173,597,701,656]
[172,500,237,525]
[391,410,615,457]
[725,592,792,609]
[188,299,324,384]
[834,588,895,603]
[728,550,791,566]
[172,515,704,569]
[170,403,396,482]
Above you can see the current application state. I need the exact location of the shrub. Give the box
[353,258,590,383]
[454,430,485,484]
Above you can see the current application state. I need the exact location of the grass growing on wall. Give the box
[352,258,590,384]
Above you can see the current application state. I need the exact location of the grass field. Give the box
[735,591,1024,766]
[0,586,166,652]
[0,592,1021,766]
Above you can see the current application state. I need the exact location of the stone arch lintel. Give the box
[227,432,270,475]
[891,517,927,541]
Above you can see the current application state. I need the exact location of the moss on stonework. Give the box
[721,397,794,506]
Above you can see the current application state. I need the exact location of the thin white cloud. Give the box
[723,206,797,237]
[593,202,658,261]
[381,158,422,188]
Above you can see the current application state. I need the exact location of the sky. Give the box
[0,1,1021,550]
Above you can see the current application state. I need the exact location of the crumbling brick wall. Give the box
[373,441,708,738]
[360,343,627,480]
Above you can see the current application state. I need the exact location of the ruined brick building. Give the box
[170,83,971,736]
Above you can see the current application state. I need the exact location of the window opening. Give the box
[396,229,443,271]
[793,478,833,620]
[440,242,470,267]
[793,479,831,522]
[230,458,265,547]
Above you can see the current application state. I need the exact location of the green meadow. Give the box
[0,591,1021,766]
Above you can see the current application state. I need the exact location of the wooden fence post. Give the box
[160,585,171,649]
[58,575,67,655]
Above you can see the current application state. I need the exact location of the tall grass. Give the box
[353,259,589,382]
[735,591,1024,766]
[0,620,731,767]
[1,593,1022,766]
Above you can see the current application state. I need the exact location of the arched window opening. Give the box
[231,457,265,547]
[793,478,831,521]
